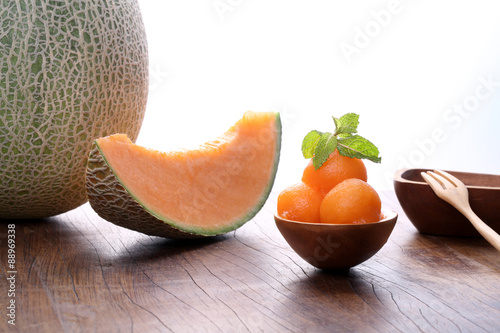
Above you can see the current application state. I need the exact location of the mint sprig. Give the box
[301,113,381,169]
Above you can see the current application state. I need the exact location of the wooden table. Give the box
[1,190,499,332]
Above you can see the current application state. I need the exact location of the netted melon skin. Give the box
[0,0,148,219]
[86,143,205,239]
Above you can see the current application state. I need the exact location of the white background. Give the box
[135,0,500,192]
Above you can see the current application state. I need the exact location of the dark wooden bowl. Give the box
[274,209,397,270]
[394,169,500,237]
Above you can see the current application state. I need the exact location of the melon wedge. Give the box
[86,111,281,239]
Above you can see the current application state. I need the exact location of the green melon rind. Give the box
[85,113,282,238]
[0,0,148,219]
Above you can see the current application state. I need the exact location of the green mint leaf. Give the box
[301,113,381,169]
[312,132,337,169]
[337,134,381,163]
[301,130,323,158]
[333,113,359,136]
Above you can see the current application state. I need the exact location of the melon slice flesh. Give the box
[86,111,281,238]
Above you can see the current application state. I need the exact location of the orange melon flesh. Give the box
[86,111,281,238]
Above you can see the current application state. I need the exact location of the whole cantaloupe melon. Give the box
[0,0,149,219]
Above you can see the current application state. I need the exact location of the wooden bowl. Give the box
[394,168,500,237]
[274,209,397,270]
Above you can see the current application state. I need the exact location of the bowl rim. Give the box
[274,208,397,227]
[394,168,500,190]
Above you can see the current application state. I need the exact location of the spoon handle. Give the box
[461,207,500,252]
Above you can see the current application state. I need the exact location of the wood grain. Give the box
[1,191,500,332]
